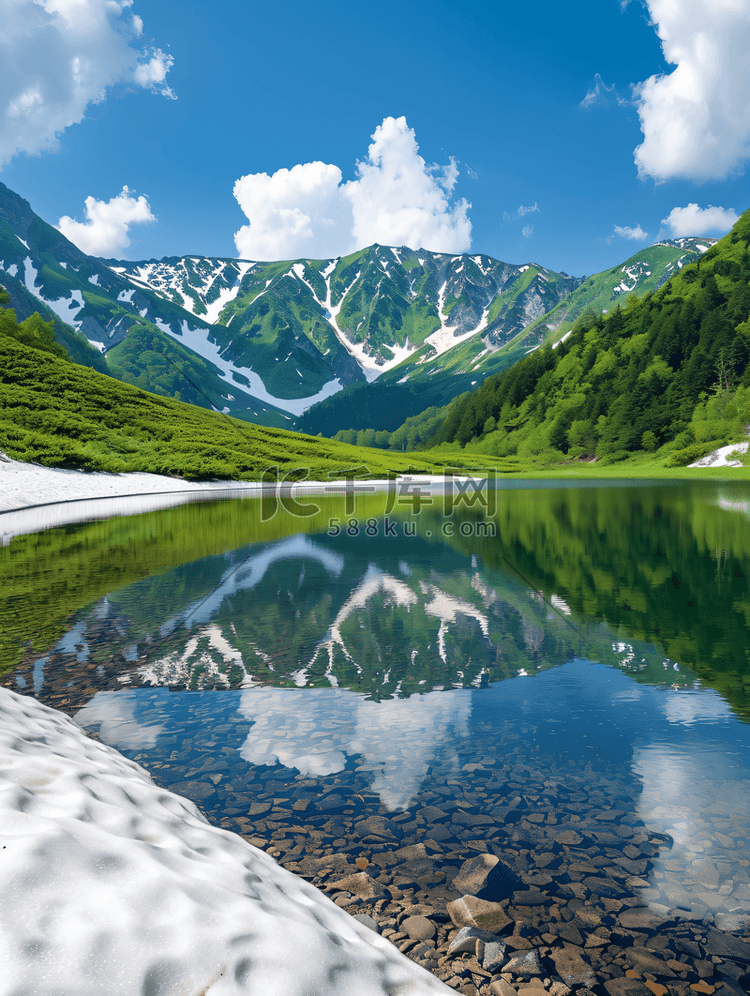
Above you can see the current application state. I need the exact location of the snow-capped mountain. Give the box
[112,244,581,389]
[0,180,717,432]
[0,181,579,425]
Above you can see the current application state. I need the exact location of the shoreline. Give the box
[0,456,438,542]
[3,451,749,542]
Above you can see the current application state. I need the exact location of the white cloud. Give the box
[661,203,739,237]
[0,0,175,166]
[134,48,175,95]
[633,0,750,181]
[57,186,155,256]
[517,202,540,217]
[581,73,630,109]
[522,224,534,238]
[233,116,472,260]
[614,223,649,240]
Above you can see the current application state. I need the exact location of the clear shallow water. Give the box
[4,480,750,932]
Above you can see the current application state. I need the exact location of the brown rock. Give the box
[535,852,559,868]
[370,850,400,868]
[584,933,610,949]
[489,980,517,996]
[504,949,542,978]
[354,815,399,839]
[704,928,750,961]
[549,944,597,988]
[452,854,522,901]
[618,909,669,931]
[549,829,584,846]
[395,842,429,862]
[604,980,654,996]
[446,895,512,933]
[574,909,603,930]
[550,922,584,946]
[402,915,436,940]
[513,889,550,906]
[625,948,676,977]
[420,805,449,823]
[328,872,385,900]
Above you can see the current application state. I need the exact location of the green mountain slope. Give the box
[1,177,583,428]
[114,247,581,423]
[0,313,467,481]
[297,244,715,437]
[517,238,717,351]
[424,210,750,465]
[0,180,724,442]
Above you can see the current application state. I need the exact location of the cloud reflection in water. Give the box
[238,687,472,811]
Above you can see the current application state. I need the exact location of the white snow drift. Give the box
[0,686,451,995]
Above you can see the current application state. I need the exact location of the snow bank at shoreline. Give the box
[0,455,440,542]
[0,454,258,514]
[0,686,450,995]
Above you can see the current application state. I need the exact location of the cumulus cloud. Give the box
[614,223,649,241]
[57,186,155,256]
[0,0,175,166]
[233,116,472,260]
[660,203,739,237]
[633,0,750,181]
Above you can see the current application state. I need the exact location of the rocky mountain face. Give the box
[113,245,582,388]
[516,237,717,352]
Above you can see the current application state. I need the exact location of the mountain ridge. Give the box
[0,180,717,436]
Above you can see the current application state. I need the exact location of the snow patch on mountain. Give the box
[116,259,256,325]
[203,261,255,323]
[22,257,86,329]
[419,281,485,360]
[155,318,342,416]
[320,265,396,382]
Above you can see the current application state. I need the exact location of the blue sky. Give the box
[1,0,748,276]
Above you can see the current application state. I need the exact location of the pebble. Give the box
[402,915,436,941]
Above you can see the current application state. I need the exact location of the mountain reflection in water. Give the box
[4,480,750,938]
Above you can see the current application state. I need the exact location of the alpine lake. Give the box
[4,478,750,996]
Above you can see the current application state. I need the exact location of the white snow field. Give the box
[0,686,451,996]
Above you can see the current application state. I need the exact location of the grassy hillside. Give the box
[425,210,750,466]
[0,307,473,481]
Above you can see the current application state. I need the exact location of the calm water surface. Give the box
[3,479,750,930]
